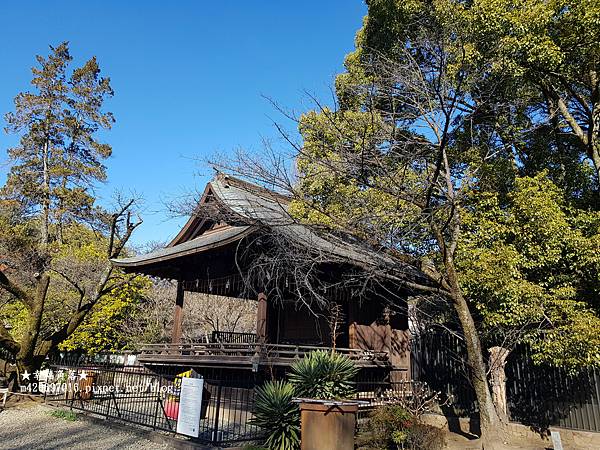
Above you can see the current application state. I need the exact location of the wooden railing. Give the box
[210,331,257,344]
[138,342,391,367]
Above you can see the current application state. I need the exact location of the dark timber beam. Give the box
[171,281,185,344]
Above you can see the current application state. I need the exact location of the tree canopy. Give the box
[4,41,114,246]
[459,173,600,369]
[0,43,142,374]
[281,0,600,434]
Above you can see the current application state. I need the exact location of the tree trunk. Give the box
[451,291,500,437]
[590,71,600,186]
[488,346,510,421]
[41,139,50,247]
[17,274,50,372]
[442,246,501,438]
[590,106,600,185]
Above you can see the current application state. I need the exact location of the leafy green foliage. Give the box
[353,0,600,185]
[251,380,300,450]
[4,41,114,237]
[251,352,358,449]
[0,43,143,373]
[466,0,600,189]
[288,350,358,400]
[0,215,148,357]
[366,405,413,449]
[59,276,149,354]
[459,173,600,369]
[293,0,600,376]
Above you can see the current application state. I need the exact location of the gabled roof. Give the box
[112,174,424,282]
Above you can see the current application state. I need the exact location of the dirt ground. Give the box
[442,425,600,450]
[0,395,171,450]
[445,432,549,450]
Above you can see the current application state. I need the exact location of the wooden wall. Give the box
[266,287,411,374]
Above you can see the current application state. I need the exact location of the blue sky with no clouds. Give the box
[0,1,366,247]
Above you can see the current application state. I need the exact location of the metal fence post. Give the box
[153,387,161,430]
[212,380,223,445]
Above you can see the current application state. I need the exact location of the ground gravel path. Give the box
[0,403,172,450]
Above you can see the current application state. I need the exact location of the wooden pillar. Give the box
[171,281,185,344]
[349,322,357,349]
[256,292,268,344]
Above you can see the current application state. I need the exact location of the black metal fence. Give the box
[44,363,262,447]
[410,330,600,433]
[41,359,421,445]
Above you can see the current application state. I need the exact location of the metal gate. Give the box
[44,364,262,446]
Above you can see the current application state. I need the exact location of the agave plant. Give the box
[251,380,300,450]
[288,350,358,400]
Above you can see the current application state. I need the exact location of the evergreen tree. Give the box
[0,43,140,375]
[4,41,114,247]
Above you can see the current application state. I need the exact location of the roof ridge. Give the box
[214,172,291,204]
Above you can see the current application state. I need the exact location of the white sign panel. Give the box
[176,377,204,437]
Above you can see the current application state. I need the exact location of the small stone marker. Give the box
[550,430,563,450]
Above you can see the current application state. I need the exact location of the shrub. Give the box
[358,405,446,450]
[288,350,358,399]
[405,422,445,450]
[251,351,358,449]
[366,405,414,448]
[251,380,300,450]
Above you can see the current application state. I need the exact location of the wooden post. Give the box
[256,292,268,344]
[348,322,357,349]
[171,281,185,344]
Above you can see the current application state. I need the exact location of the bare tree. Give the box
[123,280,256,345]
[327,302,345,351]
[207,33,508,437]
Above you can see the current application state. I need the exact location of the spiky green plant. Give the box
[288,350,358,399]
[251,380,300,450]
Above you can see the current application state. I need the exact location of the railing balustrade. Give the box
[138,342,390,367]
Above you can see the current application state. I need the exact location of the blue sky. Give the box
[0,1,366,247]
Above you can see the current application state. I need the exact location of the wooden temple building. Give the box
[113,174,424,381]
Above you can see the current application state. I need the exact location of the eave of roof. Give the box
[111,225,254,268]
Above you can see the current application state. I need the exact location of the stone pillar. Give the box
[171,281,185,344]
